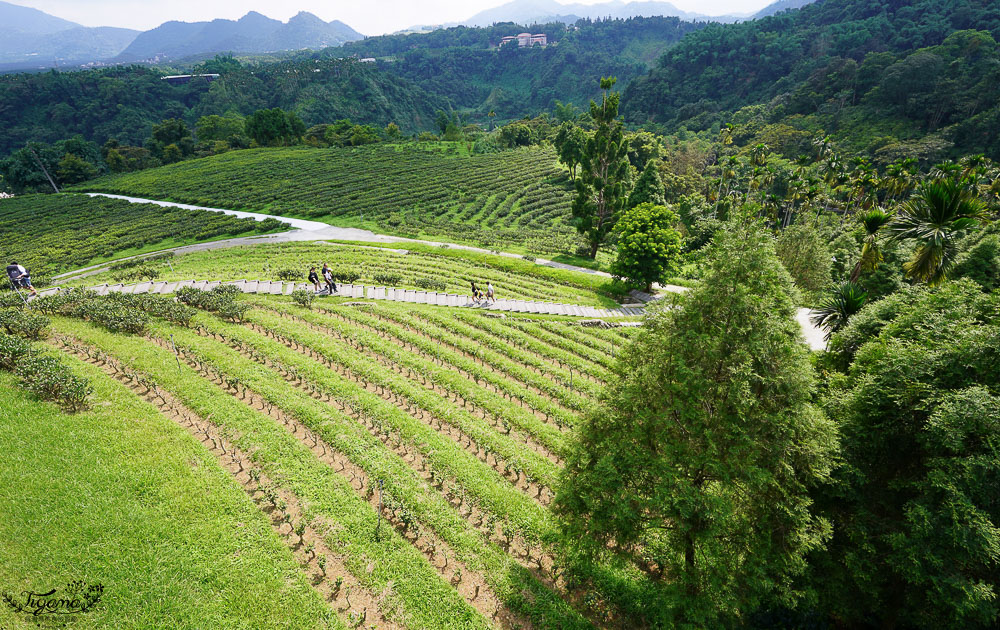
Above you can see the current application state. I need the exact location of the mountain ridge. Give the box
[116,11,365,62]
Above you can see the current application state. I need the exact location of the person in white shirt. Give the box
[6,261,36,296]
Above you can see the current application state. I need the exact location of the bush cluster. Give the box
[290,289,315,309]
[373,272,403,286]
[0,308,51,340]
[33,288,194,333]
[413,277,447,292]
[0,332,92,412]
[332,268,361,284]
[177,285,249,322]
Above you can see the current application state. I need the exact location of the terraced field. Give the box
[63,242,620,308]
[72,143,582,254]
[2,281,663,628]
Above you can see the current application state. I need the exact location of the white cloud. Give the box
[12,0,776,34]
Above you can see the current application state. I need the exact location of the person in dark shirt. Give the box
[308,267,320,292]
[6,261,36,296]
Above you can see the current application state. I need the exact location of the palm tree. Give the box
[888,178,986,285]
[811,281,868,341]
[487,110,496,131]
[850,208,893,282]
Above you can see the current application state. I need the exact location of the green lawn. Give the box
[0,362,336,629]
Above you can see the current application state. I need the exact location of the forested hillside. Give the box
[624,0,1000,158]
[341,17,704,117]
[0,57,447,155]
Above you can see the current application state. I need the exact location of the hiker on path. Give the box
[470,280,480,302]
[322,263,336,295]
[486,282,495,303]
[6,261,36,296]
[308,266,321,292]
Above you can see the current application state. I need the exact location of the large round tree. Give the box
[555,218,838,625]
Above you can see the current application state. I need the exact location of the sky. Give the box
[13,0,776,35]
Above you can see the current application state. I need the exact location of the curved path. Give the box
[61,193,825,349]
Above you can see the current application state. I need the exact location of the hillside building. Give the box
[499,33,547,48]
[160,74,220,86]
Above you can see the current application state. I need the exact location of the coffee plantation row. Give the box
[0,194,289,280]
[72,143,583,253]
[0,276,680,628]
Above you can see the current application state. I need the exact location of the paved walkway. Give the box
[36,280,647,319]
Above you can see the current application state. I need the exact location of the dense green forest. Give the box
[337,17,705,117]
[0,56,447,156]
[624,0,1000,159]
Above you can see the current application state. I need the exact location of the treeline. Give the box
[0,56,448,157]
[624,0,1000,160]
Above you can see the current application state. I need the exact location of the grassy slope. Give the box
[0,363,335,629]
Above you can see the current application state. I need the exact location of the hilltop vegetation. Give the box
[340,17,704,118]
[0,57,447,156]
[624,0,1000,159]
[74,143,584,253]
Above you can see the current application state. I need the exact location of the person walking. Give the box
[308,266,321,293]
[322,263,336,295]
[470,280,480,302]
[486,282,495,303]
[6,261,37,296]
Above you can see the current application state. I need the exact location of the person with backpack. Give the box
[308,266,321,293]
[6,261,36,296]
[322,263,336,295]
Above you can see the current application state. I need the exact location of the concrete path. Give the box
[36,280,645,319]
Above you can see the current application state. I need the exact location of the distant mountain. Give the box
[0,0,79,34]
[0,1,138,67]
[751,0,816,19]
[0,26,139,65]
[117,11,364,62]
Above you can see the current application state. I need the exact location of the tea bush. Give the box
[0,308,51,340]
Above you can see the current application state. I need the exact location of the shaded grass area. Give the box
[0,363,336,629]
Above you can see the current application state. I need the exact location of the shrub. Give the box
[413,277,447,292]
[14,354,93,412]
[0,333,34,369]
[0,292,26,308]
[218,301,250,322]
[522,254,537,262]
[0,308,51,340]
[333,268,361,284]
[291,289,315,309]
[373,272,403,286]
[276,269,301,281]
[72,299,149,334]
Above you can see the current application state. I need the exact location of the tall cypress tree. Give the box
[572,77,631,258]
[627,159,666,208]
[555,217,838,624]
